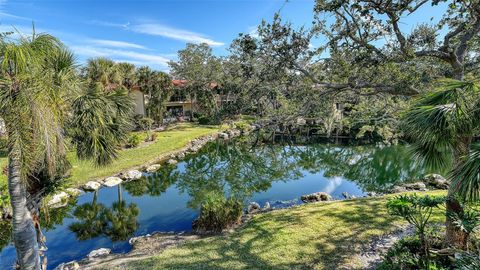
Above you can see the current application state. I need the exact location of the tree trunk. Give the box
[8,143,41,270]
[445,192,468,248]
[445,136,471,248]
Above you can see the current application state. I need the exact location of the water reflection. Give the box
[69,186,139,242]
[0,139,441,269]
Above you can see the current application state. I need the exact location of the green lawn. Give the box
[126,191,447,270]
[0,123,223,187]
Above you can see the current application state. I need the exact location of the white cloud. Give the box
[0,12,31,21]
[89,39,147,50]
[71,45,171,67]
[130,23,224,46]
[89,20,130,29]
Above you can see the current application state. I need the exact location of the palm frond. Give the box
[451,143,480,202]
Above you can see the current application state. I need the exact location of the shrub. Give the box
[192,194,243,233]
[378,236,423,270]
[386,194,446,269]
[138,117,154,131]
[126,134,141,148]
[198,116,211,125]
[456,251,480,270]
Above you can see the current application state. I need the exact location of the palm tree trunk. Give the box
[445,137,471,248]
[8,142,41,270]
[445,193,467,248]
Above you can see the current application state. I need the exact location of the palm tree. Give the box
[0,31,133,269]
[0,30,76,270]
[403,79,479,248]
[83,58,120,91]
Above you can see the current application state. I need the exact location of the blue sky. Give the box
[0,0,447,72]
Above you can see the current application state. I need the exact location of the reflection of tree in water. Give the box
[69,191,107,240]
[103,185,139,241]
[0,139,435,250]
[122,139,435,212]
[123,166,179,197]
[69,186,139,241]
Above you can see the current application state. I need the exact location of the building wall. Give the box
[130,90,145,116]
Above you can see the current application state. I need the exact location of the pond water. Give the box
[0,139,438,269]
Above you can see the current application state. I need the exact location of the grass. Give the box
[0,123,223,188]
[126,191,447,270]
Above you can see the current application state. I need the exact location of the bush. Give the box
[456,251,480,270]
[198,116,211,125]
[138,117,154,131]
[378,236,423,270]
[192,194,243,233]
[126,134,141,148]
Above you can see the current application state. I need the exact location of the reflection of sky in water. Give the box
[0,143,432,270]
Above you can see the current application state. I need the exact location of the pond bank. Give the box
[57,190,446,270]
[0,122,253,220]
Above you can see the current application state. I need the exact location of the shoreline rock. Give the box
[301,192,332,203]
[102,177,123,187]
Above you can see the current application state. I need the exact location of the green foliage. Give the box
[456,252,480,270]
[0,182,9,210]
[126,134,141,148]
[193,193,243,233]
[137,67,173,124]
[198,116,211,125]
[387,194,446,268]
[451,143,480,202]
[69,85,134,166]
[378,236,423,270]
[138,117,154,131]
[402,80,479,170]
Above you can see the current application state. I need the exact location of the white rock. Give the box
[177,152,185,159]
[263,202,271,210]
[103,176,123,187]
[218,132,229,140]
[247,202,261,213]
[146,164,161,173]
[82,181,101,192]
[166,159,178,165]
[47,191,69,207]
[87,248,111,259]
[65,188,84,196]
[124,170,143,180]
[296,117,307,125]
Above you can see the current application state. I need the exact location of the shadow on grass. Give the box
[128,197,407,270]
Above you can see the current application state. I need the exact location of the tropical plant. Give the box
[126,134,141,148]
[387,194,446,268]
[402,80,480,248]
[138,117,154,141]
[192,192,243,233]
[69,84,134,165]
[0,30,77,269]
[0,30,133,269]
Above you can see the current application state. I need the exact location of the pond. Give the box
[0,139,439,269]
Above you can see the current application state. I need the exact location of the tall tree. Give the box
[169,43,222,120]
[0,32,133,269]
[136,66,173,124]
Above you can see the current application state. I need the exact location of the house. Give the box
[132,79,233,119]
[130,85,146,115]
